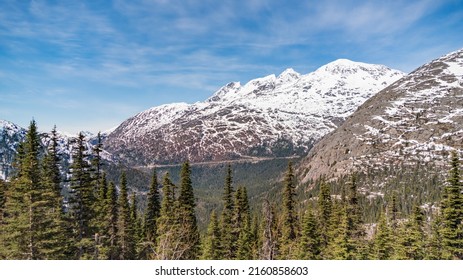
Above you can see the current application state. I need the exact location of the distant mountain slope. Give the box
[105,60,404,166]
[299,48,463,182]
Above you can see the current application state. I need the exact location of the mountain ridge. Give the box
[299,48,463,183]
[104,59,404,166]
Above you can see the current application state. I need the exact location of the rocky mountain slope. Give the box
[104,60,404,166]
[299,48,463,183]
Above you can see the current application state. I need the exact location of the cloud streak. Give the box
[0,0,462,133]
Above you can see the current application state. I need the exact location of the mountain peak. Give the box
[277,68,301,83]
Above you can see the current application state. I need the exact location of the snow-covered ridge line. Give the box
[105,59,405,165]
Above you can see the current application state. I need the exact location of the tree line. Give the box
[0,120,462,259]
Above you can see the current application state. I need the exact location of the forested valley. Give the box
[0,120,462,260]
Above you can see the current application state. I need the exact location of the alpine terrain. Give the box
[300,48,463,183]
[104,59,404,166]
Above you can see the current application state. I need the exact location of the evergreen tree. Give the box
[394,205,425,260]
[298,205,321,260]
[143,169,161,248]
[440,151,463,259]
[39,127,71,259]
[130,192,142,258]
[234,186,252,260]
[156,172,181,259]
[1,121,39,259]
[220,164,235,259]
[68,132,95,259]
[201,210,222,259]
[0,120,65,259]
[104,181,119,260]
[176,161,200,259]
[345,174,366,259]
[117,172,135,260]
[0,179,6,224]
[260,199,279,260]
[372,213,394,260]
[317,179,332,250]
[280,162,297,258]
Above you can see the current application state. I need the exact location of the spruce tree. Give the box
[0,120,63,259]
[130,192,142,258]
[117,172,135,260]
[280,162,297,258]
[440,151,463,259]
[220,164,235,259]
[105,181,119,260]
[143,169,161,246]
[317,179,332,250]
[176,161,200,259]
[0,179,6,224]
[260,199,279,260]
[39,127,71,259]
[298,204,321,260]
[234,186,252,260]
[394,205,425,260]
[372,212,394,260]
[68,132,95,259]
[156,172,181,259]
[201,210,222,259]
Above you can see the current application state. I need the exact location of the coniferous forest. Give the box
[0,120,462,260]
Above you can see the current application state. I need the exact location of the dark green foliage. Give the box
[440,151,463,259]
[281,161,297,254]
[201,210,222,259]
[68,132,96,259]
[317,179,332,249]
[372,213,394,260]
[176,161,200,259]
[117,172,135,260]
[105,181,119,259]
[394,205,426,260]
[298,205,320,259]
[220,164,235,259]
[143,169,160,244]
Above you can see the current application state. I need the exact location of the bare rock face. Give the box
[104,60,404,166]
[300,49,463,182]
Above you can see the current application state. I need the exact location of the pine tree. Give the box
[201,210,222,259]
[0,179,6,224]
[317,179,332,250]
[260,199,279,260]
[176,161,200,259]
[440,151,463,259]
[130,192,142,258]
[68,132,95,259]
[298,204,321,260]
[220,164,235,259]
[0,120,61,259]
[156,172,181,259]
[345,174,366,259]
[143,169,161,248]
[329,204,349,260]
[39,127,71,259]
[104,181,119,259]
[117,172,135,260]
[280,162,297,258]
[394,205,425,260]
[372,213,394,260]
[234,186,252,260]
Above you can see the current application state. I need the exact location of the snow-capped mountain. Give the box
[104,59,405,166]
[300,48,463,182]
[0,120,27,180]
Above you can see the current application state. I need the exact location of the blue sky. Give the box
[0,0,462,134]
